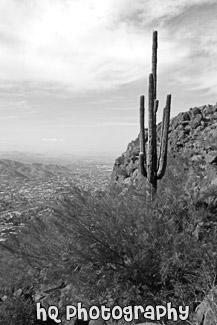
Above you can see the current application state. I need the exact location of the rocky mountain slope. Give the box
[111,103,217,189]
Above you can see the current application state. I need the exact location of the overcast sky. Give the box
[0,0,216,156]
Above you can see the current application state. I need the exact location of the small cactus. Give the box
[139,31,171,198]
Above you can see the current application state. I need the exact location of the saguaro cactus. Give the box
[139,31,171,198]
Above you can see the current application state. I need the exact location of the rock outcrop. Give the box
[111,103,217,189]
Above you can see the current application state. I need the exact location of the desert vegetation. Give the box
[0,154,217,324]
[139,31,171,199]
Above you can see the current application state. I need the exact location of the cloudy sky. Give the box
[0,0,216,156]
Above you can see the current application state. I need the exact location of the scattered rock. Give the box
[1,295,7,302]
[13,288,22,298]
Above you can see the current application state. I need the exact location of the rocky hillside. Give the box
[111,103,217,188]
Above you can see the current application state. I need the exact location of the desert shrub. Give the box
[1,159,217,323]
[0,296,36,325]
[0,295,59,325]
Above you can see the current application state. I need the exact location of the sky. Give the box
[0,0,216,156]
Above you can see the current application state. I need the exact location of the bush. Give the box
[0,296,36,325]
[1,159,217,323]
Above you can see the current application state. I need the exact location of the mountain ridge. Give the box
[0,159,71,180]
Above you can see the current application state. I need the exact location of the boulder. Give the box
[190,107,201,116]
[189,114,202,129]
[195,286,217,325]
[13,288,22,298]
[205,152,217,165]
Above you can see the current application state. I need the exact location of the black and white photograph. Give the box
[0,0,217,324]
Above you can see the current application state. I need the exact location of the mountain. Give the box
[0,159,71,180]
[111,103,217,189]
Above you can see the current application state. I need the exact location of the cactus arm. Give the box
[154,99,159,114]
[157,101,165,170]
[139,95,147,177]
[147,73,155,184]
[157,94,171,179]
[149,98,159,194]
[153,99,159,184]
[152,31,158,100]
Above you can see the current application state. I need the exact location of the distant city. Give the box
[0,151,115,241]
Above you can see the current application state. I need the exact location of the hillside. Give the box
[111,103,217,190]
[0,159,71,180]
[1,106,217,324]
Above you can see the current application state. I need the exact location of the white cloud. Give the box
[0,0,216,94]
[42,138,58,142]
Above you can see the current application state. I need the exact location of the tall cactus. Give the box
[139,31,171,198]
